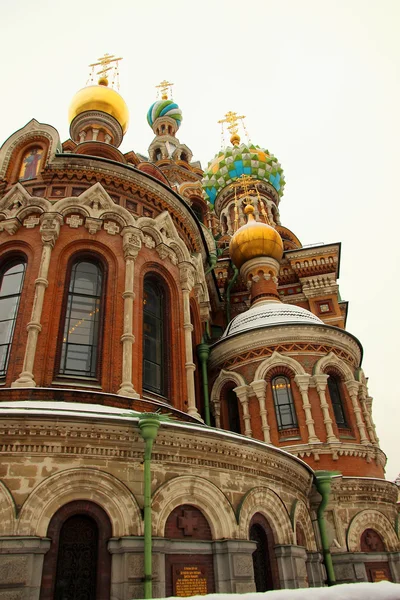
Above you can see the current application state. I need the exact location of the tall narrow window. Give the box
[0,261,26,377]
[143,279,165,396]
[59,260,103,378]
[327,375,347,426]
[227,388,241,434]
[272,375,298,430]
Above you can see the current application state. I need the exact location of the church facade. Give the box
[0,63,399,599]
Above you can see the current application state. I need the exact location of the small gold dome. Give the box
[68,84,129,134]
[230,204,284,269]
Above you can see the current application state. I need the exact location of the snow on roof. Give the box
[161,581,399,600]
[0,400,141,420]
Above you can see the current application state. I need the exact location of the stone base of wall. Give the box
[0,537,50,600]
[332,552,400,584]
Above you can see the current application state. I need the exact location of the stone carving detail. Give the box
[104,221,120,235]
[143,234,155,248]
[233,554,253,576]
[347,509,399,552]
[84,218,102,235]
[66,215,83,228]
[23,215,40,228]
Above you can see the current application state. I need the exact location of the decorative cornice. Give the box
[210,324,361,371]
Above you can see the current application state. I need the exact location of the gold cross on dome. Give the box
[232,174,258,202]
[156,80,174,100]
[89,53,123,80]
[218,111,246,136]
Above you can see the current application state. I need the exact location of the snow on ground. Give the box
[160,581,400,600]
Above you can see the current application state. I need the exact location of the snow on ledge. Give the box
[160,582,400,600]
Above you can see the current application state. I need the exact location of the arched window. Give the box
[143,278,166,396]
[0,261,26,377]
[59,260,103,378]
[327,375,348,427]
[226,388,241,434]
[272,375,298,430]
[154,149,162,161]
[191,203,204,222]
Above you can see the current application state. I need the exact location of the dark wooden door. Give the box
[54,515,98,600]
[250,523,274,592]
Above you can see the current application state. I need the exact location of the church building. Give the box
[0,55,398,599]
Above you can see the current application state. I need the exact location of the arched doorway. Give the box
[249,513,279,591]
[165,504,215,597]
[55,515,98,599]
[40,500,112,600]
[361,529,392,582]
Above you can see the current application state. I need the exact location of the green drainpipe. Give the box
[226,263,239,324]
[314,470,339,586]
[138,413,161,599]
[205,253,218,275]
[197,341,211,426]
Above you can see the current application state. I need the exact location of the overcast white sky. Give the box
[1,1,399,480]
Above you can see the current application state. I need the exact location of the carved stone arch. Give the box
[238,486,294,544]
[17,202,50,222]
[254,351,305,382]
[16,467,142,538]
[56,204,91,219]
[211,369,247,405]
[98,210,128,229]
[152,475,237,539]
[53,183,135,227]
[0,480,17,535]
[355,367,367,385]
[138,222,164,247]
[200,223,217,256]
[0,183,47,217]
[347,509,399,552]
[169,239,191,264]
[314,352,354,381]
[0,119,61,179]
[292,499,317,551]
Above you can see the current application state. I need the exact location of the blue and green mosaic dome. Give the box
[147,99,182,128]
[202,143,285,206]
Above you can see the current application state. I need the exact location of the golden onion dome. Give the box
[230,204,284,269]
[68,82,129,134]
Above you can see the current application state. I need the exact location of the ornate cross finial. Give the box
[232,174,258,202]
[156,80,174,100]
[218,111,246,145]
[88,53,123,88]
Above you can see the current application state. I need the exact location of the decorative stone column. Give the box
[250,379,271,443]
[313,374,339,443]
[366,396,379,443]
[117,228,141,398]
[12,213,62,388]
[345,380,369,445]
[180,264,202,420]
[212,399,221,428]
[359,386,378,445]
[294,374,320,443]
[234,385,252,437]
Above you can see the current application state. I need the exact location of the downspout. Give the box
[205,252,218,275]
[314,470,338,586]
[226,263,239,324]
[197,340,211,426]
[138,413,161,599]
